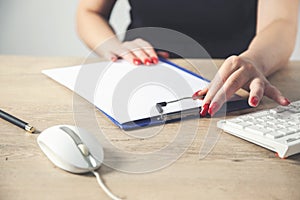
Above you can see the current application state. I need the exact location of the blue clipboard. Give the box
[112,98,250,130]
[43,58,250,130]
[97,58,250,130]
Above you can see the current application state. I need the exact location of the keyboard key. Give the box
[217,100,300,158]
[249,118,263,124]
[278,129,295,136]
[290,101,300,108]
[257,118,265,123]
[226,118,243,123]
[266,125,281,131]
[289,107,300,113]
[273,113,287,120]
[289,125,300,132]
[266,132,284,139]
[245,125,271,135]
[226,121,252,129]
[251,111,270,118]
[270,106,287,114]
[291,113,300,119]
[238,115,254,121]
[267,119,281,125]
[286,138,298,143]
[277,119,285,123]
[288,120,299,125]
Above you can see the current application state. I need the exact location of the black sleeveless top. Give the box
[126,0,258,58]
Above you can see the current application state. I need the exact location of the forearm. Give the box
[241,19,298,76]
[76,1,119,54]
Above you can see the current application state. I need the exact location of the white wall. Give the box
[0,0,88,56]
[0,0,130,57]
[0,0,299,60]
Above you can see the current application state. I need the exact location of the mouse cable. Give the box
[92,171,122,200]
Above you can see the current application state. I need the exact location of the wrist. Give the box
[94,36,122,57]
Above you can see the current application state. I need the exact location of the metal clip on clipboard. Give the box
[155,97,203,122]
[155,95,251,122]
[121,97,250,130]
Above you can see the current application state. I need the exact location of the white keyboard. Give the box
[217,100,300,158]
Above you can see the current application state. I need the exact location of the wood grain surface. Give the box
[0,56,299,200]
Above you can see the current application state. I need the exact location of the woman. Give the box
[77,0,299,116]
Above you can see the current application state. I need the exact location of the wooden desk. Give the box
[0,56,299,200]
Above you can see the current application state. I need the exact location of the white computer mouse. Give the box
[37,125,104,174]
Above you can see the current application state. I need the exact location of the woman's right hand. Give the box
[99,37,168,65]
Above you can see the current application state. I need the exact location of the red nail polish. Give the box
[208,102,219,116]
[192,90,203,99]
[151,57,158,64]
[200,103,210,117]
[250,96,259,107]
[144,58,152,65]
[284,98,291,105]
[111,56,117,62]
[158,51,170,58]
[192,92,199,99]
[133,58,142,65]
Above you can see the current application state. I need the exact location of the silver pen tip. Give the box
[25,124,35,133]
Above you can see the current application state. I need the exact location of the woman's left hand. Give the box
[193,55,290,116]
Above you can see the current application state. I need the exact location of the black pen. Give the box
[0,109,35,133]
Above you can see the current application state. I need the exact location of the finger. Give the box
[209,67,250,116]
[264,83,290,106]
[202,56,242,105]
[108,44,141,65]
[200,78,222,116]
[192,88,208,99]
[103,51,118,62]
[248,78,265,107]
[122,41,151,65]
[157,51,170,59]
[121,52,143,65]
[215,56,245,84]
[116,47,141,65]
[134,39,159,64]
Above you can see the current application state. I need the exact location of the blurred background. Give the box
[0,0,299,59]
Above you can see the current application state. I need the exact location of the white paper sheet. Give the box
[42,60,209,124]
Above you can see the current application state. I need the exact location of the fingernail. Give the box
[111,56,117,62]
[192,92,199,100]
[208,102,219,116]
[151,57,158,64]
[133,58,142,65]
[144,58,152,65]
[250,96,259,107]
[200,103,210,117]
[284,97,291,105]
[159,52,170,58]
[192,90,201,99]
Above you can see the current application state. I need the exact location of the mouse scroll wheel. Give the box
[78,144,90,156]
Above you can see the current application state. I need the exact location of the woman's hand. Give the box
[77,0,171,65]
[193,55,290,116]
[99,37,170,65]
[193,0,299,117]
